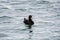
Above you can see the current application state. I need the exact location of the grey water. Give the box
[0,0,60,40]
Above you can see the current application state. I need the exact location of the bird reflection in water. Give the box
[28,25,33,39]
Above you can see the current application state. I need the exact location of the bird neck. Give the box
[29,18,32,21]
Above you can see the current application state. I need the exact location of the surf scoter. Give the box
[24,15,34,25]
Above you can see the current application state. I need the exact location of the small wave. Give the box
[0,16,13,24]
[30,0,51,6]
[0,16,12,18]
[36,1,50,4]
[57,14,60,16]
[15,8,27,11]
[0,33,8,38]
[1,7,8,9]
[10,2,21,5]
[3,22,11,23]
[10,1,29,5]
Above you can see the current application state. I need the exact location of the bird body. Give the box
[24,15,34,25]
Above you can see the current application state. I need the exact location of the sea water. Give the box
[0,0,60,40]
